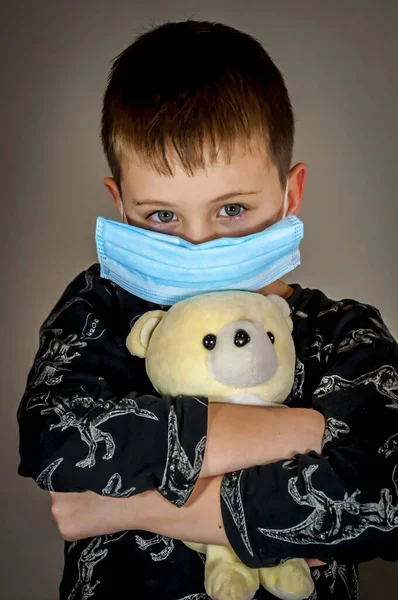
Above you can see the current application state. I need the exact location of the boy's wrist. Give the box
[308,408,326,452]
[290,407,326,455]
[122,490,157,531]
[50,490,153,541]
[122,488,179,532]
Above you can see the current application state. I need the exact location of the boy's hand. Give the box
[49,490,136,541]
[49,490,326,567]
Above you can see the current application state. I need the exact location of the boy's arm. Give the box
[53,301,398,570]
[17,266,206,503]
[49,483,324,567]
[214,303,398,566]
[18,265,322,505]
[202,403,325,477]
[50,407,324,543]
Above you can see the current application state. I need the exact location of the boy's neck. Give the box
[257,280,294,300]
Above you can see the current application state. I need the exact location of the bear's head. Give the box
[126,291,295,406]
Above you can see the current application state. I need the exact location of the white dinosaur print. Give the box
[35,394,158,468]
[314,365,398,408]
[295,310,308,319]
[337,328,379,354]
[157,404,207,507]
[37,327,63,354]
[68,537,108,600]
[26,391,52,410]
[323,562,359,600]
[35,457,64,490]
[68,541,78,554]
[307,333,334,364]
[318,303,345,318]
[393,465,398,497]
[220,470,253,556]
[322,418,350,448]
[314,561,359,600]
[42,334,87,362]
[378,432,398,459]
[258,464,398,545]
[177,595,211,600]
[282,458,298,470]
[312,568,321,581]
[30,333,87,388]
[135,534,175,561]
[340,564,360,600]
[28,391,94,413]
[82,313,106,340]
[291,357,305,399]
[103,531,129,545]
[317,302,368,318]
[31,363,66,388]
[101,473,136,497]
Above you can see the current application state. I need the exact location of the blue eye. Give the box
[219,204,244,217]
[150,210,177,223]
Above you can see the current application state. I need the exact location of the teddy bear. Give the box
[126,290,315,600]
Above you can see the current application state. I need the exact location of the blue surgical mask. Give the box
[95,191,303,306]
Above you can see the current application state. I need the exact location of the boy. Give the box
[17,19,398,600]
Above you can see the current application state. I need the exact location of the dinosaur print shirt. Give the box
[17,264,398,600]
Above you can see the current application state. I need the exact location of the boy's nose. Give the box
[181,226,219,245]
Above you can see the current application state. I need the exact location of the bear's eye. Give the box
[203,334,217,350]
[267,331,275,344]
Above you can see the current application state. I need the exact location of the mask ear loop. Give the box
[120,202,126,223]
[281,182,289,219]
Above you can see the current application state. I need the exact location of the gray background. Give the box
[1,1,397,598]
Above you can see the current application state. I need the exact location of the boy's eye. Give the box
[218,204,244,217]
[150,210,177,223]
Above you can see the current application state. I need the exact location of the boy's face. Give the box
[104,139,306,245]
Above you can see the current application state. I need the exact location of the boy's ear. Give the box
[126,310,166,358]
[103,176,126,222]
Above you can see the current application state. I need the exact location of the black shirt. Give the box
[17,264,398,599]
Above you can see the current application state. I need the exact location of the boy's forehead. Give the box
[120,140,279,201]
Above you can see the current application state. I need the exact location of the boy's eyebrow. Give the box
[133,190,262,207]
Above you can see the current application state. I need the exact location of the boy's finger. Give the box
[305,559,327,567]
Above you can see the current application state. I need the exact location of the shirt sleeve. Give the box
[17,267,208,506]
[220,303,398,567]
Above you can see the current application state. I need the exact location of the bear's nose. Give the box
[234,329,251,348]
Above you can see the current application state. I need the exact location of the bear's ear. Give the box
[126,310,166,358]
[266,294,293,333]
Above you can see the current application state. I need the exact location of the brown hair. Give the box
[100,20,295,192]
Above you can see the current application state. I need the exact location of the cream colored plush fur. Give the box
[126,291,314,600]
